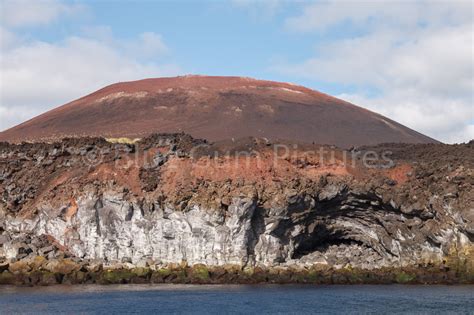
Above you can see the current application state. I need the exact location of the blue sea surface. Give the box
[0,284,472,314]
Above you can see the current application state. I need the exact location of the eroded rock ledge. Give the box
[0,134,473,285]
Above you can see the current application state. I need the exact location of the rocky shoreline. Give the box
[1,134,473,285]
[1,257,472,286]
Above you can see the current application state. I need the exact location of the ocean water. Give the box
[0,284,472,314]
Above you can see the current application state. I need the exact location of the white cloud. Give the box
[285,1,472,32]
[275,24,473,98]
[1,0,84,28]
[0,27,18,50]
[338,92,474,144]
[0,105,41,131]
[0,0,183,132]
[129,32,169,59]
[231,0,282,20]
[0,31,181,131]
[274,0,474,143]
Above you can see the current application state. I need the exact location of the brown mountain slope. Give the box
[0,75,437,147]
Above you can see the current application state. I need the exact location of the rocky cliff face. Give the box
[0,135,472,284]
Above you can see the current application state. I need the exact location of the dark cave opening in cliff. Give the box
[291,225,364,259]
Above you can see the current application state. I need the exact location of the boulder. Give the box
[43,259,81,274]
[8,260,31,274]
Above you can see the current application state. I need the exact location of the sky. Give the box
[0,0,473,143]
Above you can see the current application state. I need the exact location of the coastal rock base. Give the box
[1,256,472,286]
